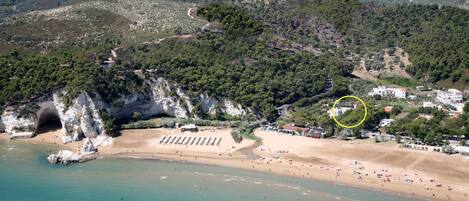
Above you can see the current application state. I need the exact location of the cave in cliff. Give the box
[35,103,62,135]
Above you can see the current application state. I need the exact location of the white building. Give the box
[328,107,354,117]
[368,86,407,99]
[436,89,463,105]
[379,119,395,127]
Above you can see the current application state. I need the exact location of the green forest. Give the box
[251,0,469,83]
[0,1,468,126]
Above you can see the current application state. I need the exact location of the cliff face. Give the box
[97,77,194,119]
[0,108,37,138]
[0,76,247,143]
[53,92,105,143]
[96,76,246,120]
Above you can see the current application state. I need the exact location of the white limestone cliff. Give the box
[1,76,247,144]
[0,107,36,139]
[222,100,246,117]
[53,92,105,143]
[198,94,246,117]
[98,76,247,120]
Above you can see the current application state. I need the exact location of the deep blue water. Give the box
[0,141,422,201]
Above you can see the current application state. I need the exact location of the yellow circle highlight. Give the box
[331,95,367,129]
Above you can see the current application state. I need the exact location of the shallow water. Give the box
[0,141,422,201]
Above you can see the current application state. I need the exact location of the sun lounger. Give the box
[159,136,167,144]
[164,136,171,144]
[190,137,196,145]
[200,137,206,145]
[170,136,177,144]
[185,137,191,145]
[211,138,217,146]
[181,137,187,145]
[206,137,212,145]
[217,138,222,146]
[175,136,182,144]
[196,137,201,145]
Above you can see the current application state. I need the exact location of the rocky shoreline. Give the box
[46,138,98,165]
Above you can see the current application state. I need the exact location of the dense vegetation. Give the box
[1,0,468,131]
[253,0,469,83]
[387,104,469,145]
[349,3,469,82]
[117,4,351,120]
[0,47,101,109]
[0,3,351,122]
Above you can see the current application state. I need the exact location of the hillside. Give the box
[0,0,468,124]
[0,0,205,52]
[267,0,469,84]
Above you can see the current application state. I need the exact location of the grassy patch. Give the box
[378,77,422,88]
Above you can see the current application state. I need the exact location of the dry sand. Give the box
[2,128,469,201]
[0,130,82,152]
[99,127,255,155]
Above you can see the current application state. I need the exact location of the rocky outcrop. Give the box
[81,138,97,154]
[1,107,36,139]
[53,92,105,143]
[198,93,246,117]
[222,100,246,117]
[47,149,97,165]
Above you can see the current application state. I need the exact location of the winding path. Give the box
[142,7,210,45]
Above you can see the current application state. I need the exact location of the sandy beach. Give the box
[2,128,469,201]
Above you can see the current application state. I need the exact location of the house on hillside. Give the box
[436,89,463,105]
[328,106,355,117]
[368,86,407,99]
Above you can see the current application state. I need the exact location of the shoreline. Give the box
[102,152,425,201]
[2,129,468,201]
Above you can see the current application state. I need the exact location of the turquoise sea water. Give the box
[0,141,422,201]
